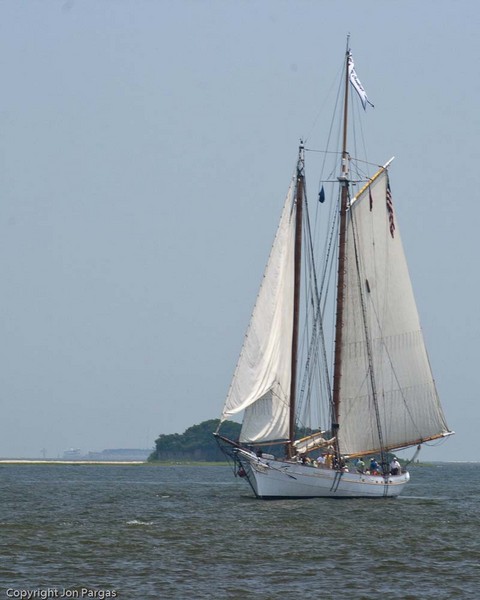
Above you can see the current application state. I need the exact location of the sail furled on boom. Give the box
[337,170,450,456]
[220,181,297,443]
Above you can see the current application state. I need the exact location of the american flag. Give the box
[386,179,395,238]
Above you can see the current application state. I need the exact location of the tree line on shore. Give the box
[148,419,241,462]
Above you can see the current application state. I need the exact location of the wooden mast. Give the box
[287,142,304,458]
[331,38,351,459]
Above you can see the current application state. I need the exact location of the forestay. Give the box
[220,181,297,443]
[337,170,450,456]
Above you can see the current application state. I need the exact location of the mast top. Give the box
[297,140,305,176]
[340,43,350,181]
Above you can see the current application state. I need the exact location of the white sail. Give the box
[337,170,450,456]
[220,181,297,443]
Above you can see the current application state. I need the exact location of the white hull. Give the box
[236,449,409,498]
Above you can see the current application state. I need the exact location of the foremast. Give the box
[287,143,304,458]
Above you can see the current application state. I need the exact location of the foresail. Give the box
[337,170,450,456]
[220,181,296,443]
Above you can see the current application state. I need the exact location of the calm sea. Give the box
[0,462,479,599]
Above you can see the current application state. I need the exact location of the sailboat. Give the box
[214,41,453,498]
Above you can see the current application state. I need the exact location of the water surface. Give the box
[1,462,479,599]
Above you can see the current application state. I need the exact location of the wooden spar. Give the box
[287,143,304,458]
[331,41,351,454]
[349,157,395,208]
[342,431,455,459]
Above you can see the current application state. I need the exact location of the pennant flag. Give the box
[369,185,373,212]
[318,185,325,203]
[348,53,374,110]
[386,179,395,238]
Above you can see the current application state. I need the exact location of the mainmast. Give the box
[331,38,351,458]
[287,142,304,458]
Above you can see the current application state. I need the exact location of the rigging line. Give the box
[305,148,342,155]
[368,298,431,439]
[318,190,341,426]
[350,156,385,168]
[350,158,372,184]
[424,436,451,446]
[310,105,341,252]
[321,178,370,183]
[338,371,371,422]
[304,58,345,145]
[330,469,343,492]
[349,152,371,182]
[296,190,324,420]
[315,70,345,192]
[306,266,330,428]
[323,210,339,311]
[307,170,341,426]
[349,89,372,183]
[349,189,387,470]
[298,311,327,413]
[298,186,333,412]
[263,463,297,479]
[402,444,422,469]
[350,94,362,178]
[270,385,290,408]
[296,182,314,422]
[319,194,339,302]
[301,256,323,425]
[315,205,339,412]
[383,482,390,498]
[306,184,330,352]
[238,450,298,479]
[298,218,330,431]
[355,96,371,174]
[319,203,339,391]
[316,179,373,186]
[301,250,332,428]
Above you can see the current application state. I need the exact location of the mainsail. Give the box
[219,181,297,443]
[337,169,450,456]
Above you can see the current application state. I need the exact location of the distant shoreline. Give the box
[0,459,477,467]
[0,459,229,466]
[0,459,145,465]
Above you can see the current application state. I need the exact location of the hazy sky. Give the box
[0,1,478,461]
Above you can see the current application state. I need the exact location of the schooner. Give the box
[214,40,452,498]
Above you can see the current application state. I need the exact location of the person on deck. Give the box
[369,458,380,474]
[390,457,401,476]
[356,457,365,473]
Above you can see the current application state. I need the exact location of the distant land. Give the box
[149,419,241,462]
[0,448,152,462]
[63,448,151,461]
[0,421,240,463]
